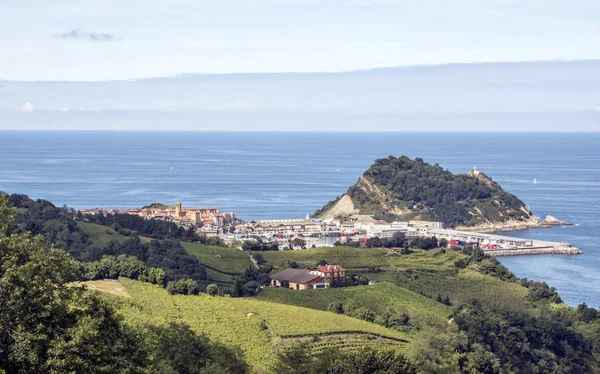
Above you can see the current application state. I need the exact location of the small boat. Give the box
[533,178,537,184]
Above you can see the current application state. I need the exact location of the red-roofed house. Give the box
[309,264,345,283]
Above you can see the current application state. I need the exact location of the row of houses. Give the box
[79,201,237,233]
[270,264,345,290]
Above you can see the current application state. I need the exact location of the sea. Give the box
[0,131,598,307]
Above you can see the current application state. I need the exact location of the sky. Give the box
[1,0,600,81]
[0,0,599,131]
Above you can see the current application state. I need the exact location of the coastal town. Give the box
[80,201,581,256]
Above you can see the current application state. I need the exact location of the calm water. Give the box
[0,131,598,307]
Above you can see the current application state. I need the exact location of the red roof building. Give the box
[309,264,345,283]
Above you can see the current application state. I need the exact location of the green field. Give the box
[181,242,253,275]
[254,246,461,273]
[254,246,529,315]
[256,282,451,326]
[77,221,130,246]
[109,279,409,372]
[391,268,529,312]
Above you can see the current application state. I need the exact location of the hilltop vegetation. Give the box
[316,155,535,227]
[3,193,240,291]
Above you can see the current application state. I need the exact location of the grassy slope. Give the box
[112,279,409,372]
[77,221,130,246]
[181,242,253,275]
[181,242,254,288]
[256,282,450,324]
[390,268,529,312]
[256,246,529,314]
[254,246,460,273]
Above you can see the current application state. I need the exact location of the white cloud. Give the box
[19,102,34,112]
[59,106,70,113]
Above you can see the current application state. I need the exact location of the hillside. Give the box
[105,279,409,372]
[316,155,538,228]
[4,192,600,373]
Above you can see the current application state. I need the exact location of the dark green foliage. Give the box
[242,238,280,251]
[84,254,147,280]
[454,246,516,282]
[409,236,439,250]
[253,253,267,265]
[84,211,202,243]
[144,322,248,374]
[166,278,200,295]
[320,156,531,227]
[4,193,209,287]
[453,301,594,373]
[275,342,417,374]
[0,194,149,373]
[365,232,408,248]
[233,266,271,297]
[330,273,369,288]
[577,303,599,323]
[520,278,563,303]
[97,237,208,283]
[7,193,91,258]
[206,283,219,296]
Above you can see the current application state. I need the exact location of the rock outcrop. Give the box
[316,156,571,230]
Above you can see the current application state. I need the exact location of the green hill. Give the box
[254,246,528,316]
[109,279,409,372]
[315,155,537,227]
[256,282,451,325]
[77,221,130,246]
[181,242,255,288]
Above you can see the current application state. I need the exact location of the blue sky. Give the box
[1,1,599,131]
[1,0,600,81]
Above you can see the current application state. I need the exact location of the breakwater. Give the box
[487,245,583,257]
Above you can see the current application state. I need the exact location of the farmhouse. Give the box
[270,268,326,290]
[310,264,345,283]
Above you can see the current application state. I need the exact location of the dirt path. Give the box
[248,253,259,269]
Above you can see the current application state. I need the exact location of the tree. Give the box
[327,348,417,374]
[291,238,307,249]
[275,343,417,374]
[148,267,166,286]
[0,194,150,373]
[206,284,219,296]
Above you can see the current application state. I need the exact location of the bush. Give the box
[206,284,219,296]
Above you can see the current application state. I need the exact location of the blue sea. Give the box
[0,131,598,307]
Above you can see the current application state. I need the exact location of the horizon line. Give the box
[1,129,599,133]
[1,58,598,84]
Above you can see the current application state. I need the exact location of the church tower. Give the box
[175,201,182,217]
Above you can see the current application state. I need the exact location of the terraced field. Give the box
[256,282,451,325]
[108,279,409,372]
[254,246,460,273]
[390,268,530,312]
